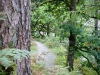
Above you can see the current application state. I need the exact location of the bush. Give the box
[82,66,98,75]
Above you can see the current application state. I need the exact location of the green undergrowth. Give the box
[30,39,37,51]
[44,65,82,75]
[36,35,97,75]
[0,48,34,75]
[38,35,67,66]
[31,64,46,75]
[31,64,83,75]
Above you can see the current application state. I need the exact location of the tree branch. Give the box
[76,50,100,75]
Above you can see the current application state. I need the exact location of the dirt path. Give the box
[35,41,56,68]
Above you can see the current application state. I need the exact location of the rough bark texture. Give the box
[67,0,76,72]
[0,0,10,49]
[0,0,7,49]
[15,0,32,75]
[1,0,32,75]
[1,0,18,49]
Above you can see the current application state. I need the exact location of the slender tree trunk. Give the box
[95,10,98,35]
[95,19,98,35]
[2,0,32,75]
[54,27,57,37]
[67,0,76,72]
[47,23,50,36]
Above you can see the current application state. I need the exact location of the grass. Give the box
[30,38,37,50]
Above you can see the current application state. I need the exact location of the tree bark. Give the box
[1,0,32,75]
[94,10,98,35]
[0,0,3,49]
[47,23,50,36]
[67,0,76,72]
[15,0,32,75]
[95,18,98,35]
[0,0,10,49]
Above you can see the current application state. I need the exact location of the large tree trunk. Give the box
[67,0,76,72]
[15,0,32,74]
[1,0,32,75]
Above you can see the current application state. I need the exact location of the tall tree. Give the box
[94,1,98,35]
[67,0,76,72]
[0,0,32,75]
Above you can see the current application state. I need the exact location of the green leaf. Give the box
[0,57,13,69]
[0,48,31,69]
[70,11,77,23]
